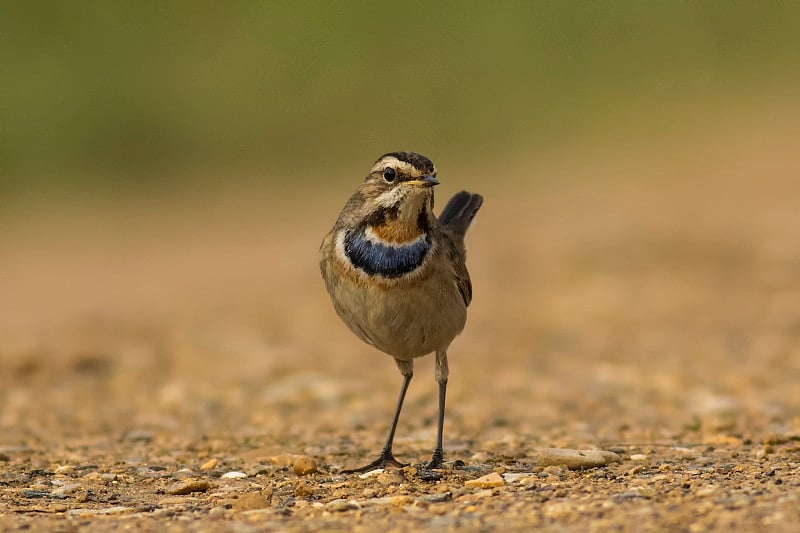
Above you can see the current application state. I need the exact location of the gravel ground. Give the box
[2,113,800,531]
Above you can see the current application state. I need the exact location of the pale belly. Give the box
[327,267,467,360]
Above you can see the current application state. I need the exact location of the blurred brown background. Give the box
[2,2,800,449]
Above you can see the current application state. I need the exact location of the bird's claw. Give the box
[342,450,407,474]
[426,448,444,469]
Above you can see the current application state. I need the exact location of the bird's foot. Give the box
[342,449,407,474]
[426,448,444,470]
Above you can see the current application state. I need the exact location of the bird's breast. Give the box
[340,224,431,278]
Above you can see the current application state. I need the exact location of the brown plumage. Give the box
[319,151,483,472]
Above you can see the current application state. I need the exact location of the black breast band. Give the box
[344,228,430,277]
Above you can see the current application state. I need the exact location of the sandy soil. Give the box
[2,110,800,531]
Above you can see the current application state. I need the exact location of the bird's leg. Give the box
[342,359,413,474]
[428,350,449,469]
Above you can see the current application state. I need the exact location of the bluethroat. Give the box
[320,151,483,472]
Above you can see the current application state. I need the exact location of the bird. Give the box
[319,151,483,472]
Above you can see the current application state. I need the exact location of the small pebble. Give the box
[630,454,648,462]
[200,458,218,470]
[326,498,360,512]
[54,465,74,475]
[221,471,248,479]
[22,490,50,499]
[537,448,621,470]
[247,466,269,476]
[167,480,212,495]
[295,482,316,498]
[465,472,505,488]
[233,492,270,511]
[292,456,318,476]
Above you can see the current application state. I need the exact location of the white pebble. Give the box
[502,472,533,483]
[358,469,384,479]
[221,471,248,479]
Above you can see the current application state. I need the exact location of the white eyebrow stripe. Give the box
[369,157,424,178]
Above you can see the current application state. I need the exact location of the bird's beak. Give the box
[406,175,439,187]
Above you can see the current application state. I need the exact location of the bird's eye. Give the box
[383,167,396,183]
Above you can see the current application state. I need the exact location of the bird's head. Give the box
[353,151,439,242]
[363,150,438,206]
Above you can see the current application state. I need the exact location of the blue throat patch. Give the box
[344,228,430,277]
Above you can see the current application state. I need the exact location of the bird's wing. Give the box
[455,262,473,307]
[439,191,483,307]
[439,231,473,307]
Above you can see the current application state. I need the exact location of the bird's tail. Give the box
[439,191,484,238]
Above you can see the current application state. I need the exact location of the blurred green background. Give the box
[2,1,800,204]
